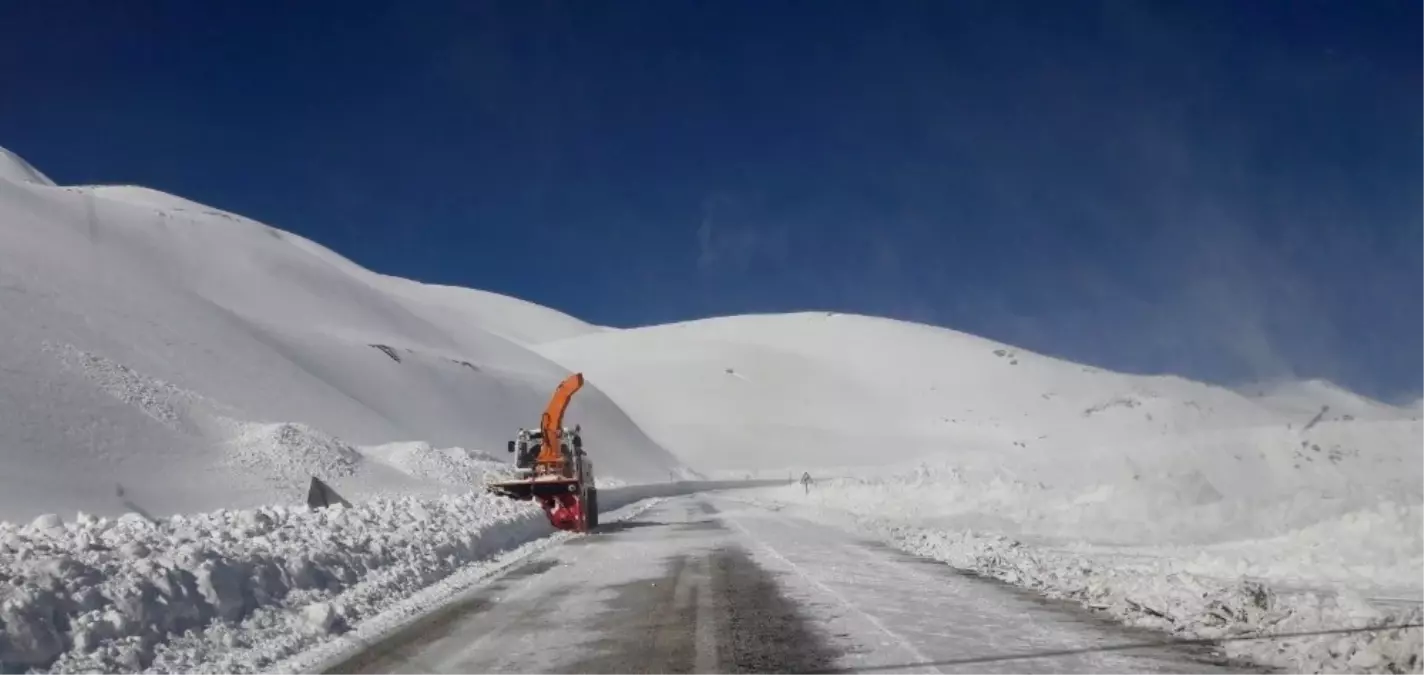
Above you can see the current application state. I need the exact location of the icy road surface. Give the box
[330,496,1258,674]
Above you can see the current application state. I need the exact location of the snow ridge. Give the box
[0,146,55,186]
[0,493,547,672]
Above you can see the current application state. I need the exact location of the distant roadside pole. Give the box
[800,471,813,494]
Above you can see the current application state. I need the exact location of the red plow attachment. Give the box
[486,477,597,532]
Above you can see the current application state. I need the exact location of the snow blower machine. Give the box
[484,372,599,532]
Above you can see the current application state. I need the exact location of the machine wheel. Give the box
[585,487,599,530]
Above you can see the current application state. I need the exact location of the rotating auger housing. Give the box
[485,373,599,532]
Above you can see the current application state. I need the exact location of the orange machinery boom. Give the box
[535,372,584,466]
[486,371,598,532]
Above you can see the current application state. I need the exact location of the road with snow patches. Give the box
[327,495,1263,674]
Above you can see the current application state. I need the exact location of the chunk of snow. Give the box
[29,514,63,531]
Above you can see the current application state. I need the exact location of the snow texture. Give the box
[0,491,548,672]
[0,147,54,187]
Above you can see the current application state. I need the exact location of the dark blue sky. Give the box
[3,0,1420,400]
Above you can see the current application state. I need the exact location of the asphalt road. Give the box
[328,496,1261,674]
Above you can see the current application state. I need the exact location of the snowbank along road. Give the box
[325,495,1260,674]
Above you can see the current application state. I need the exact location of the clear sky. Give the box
[2,0,1419,401]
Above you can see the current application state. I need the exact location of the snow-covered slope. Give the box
[375,277,605,346]
[539,312,1416,473]
[537,312,1421,566]
[0,147,686,522]
[77,184,605,348]
[540,310,1422,670]
[0,146,55,186]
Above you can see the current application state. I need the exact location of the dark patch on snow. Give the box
[369,345,401,363]
[1084,397,1142,417]
[449,359,479,372]
[1302,405,1330,432]
[306,477,351,509]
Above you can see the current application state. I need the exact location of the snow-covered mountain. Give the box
[2,145,1418,673]
[4,141,1417,549]
[0,147,687,522]
[536,311,1421,591]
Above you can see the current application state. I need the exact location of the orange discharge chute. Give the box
[485,371,598,533]
[536,372,584,465]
